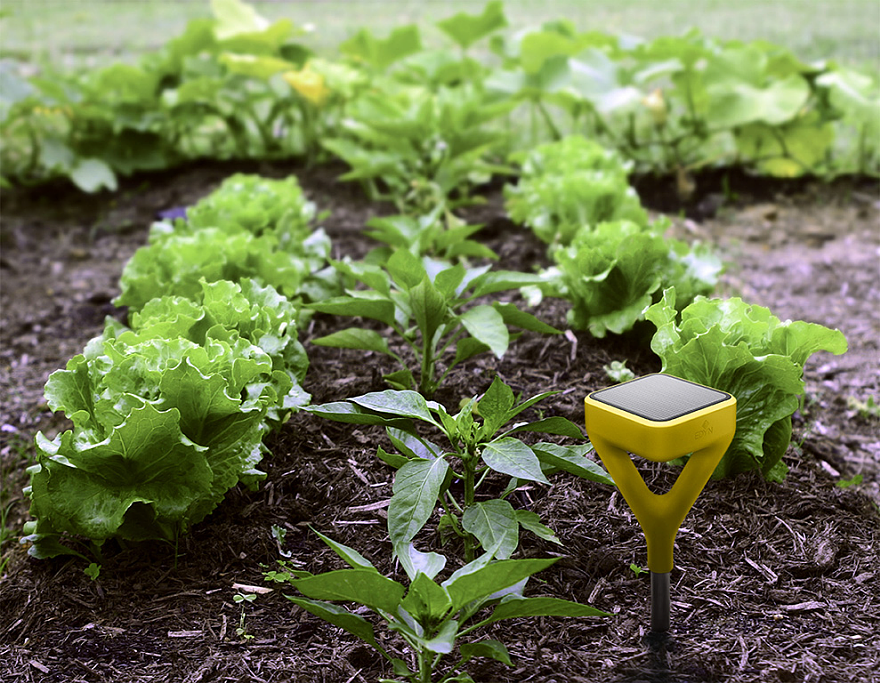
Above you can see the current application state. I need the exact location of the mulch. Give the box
[1,161,878,683]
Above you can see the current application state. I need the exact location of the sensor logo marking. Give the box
[694,419,713,440]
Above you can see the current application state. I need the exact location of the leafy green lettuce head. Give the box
[130,278,310,416]
[553,220,722,337]
[645,288,847,481]
[184,173,317,246]
[505,136,647,246]
[512,134,635,178]
[24,328,291,558]
[116,226,330,311]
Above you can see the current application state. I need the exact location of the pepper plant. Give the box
[364,209,498,264]
[307,249,557,397]
[268,528,607,683]
[306,378,612,564]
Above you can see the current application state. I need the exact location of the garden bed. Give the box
[1,162,878,682]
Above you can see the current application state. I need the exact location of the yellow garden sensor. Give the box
[584,373,736,633]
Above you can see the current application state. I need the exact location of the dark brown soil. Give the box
[1,162,878,683]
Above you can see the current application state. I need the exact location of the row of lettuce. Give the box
[2,0,878,198]
[23,133,847,562]
[23,176,320,559]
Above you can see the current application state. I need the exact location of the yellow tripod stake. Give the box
[584,374,736,633]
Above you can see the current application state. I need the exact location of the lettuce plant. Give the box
[268,529,606,683]
[129,278,310,423]
[548,219,722,337]
[23,277,311,559]
[116,226,331,311]
[645,288,848,481]
[504,136,647,247]
[24,330,289,559]
[307,378,612,565]
[184,173,319,241]
[307,249,556,397]
[116,174,336,311]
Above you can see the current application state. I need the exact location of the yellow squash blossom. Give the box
[642,88,667,127]
[283,65,329,107]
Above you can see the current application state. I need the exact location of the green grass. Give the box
[2,0,877,69]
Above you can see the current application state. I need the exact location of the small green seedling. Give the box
[271,524,292,559]
[84,563,101,581]
[604,360,636,384]
[836,474,864,489]
[847,396,880,420]
[629,563,647,578]
[233,592,257,641]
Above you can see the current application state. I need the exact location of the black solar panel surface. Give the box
[590,374,729,422]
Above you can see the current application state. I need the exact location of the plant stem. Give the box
[463,458,476,508]
[418,649,432,683]
[462,454,477,562]
[445,491,464,515]
[537,100,562,141]
[420,334,436,398]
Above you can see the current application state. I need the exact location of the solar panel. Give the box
[589,374,730,422]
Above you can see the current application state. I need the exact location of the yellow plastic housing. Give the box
[585,374,736,573]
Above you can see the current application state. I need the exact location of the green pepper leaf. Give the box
[477,376,515,436]
[481,438,549,484]
[459,305,508,358]
[485,595,609,624]
[286,597,389,657]
[410,278,449,347]
[505,416,583,439]
[444,558,557,613]
[351,390,438,425]
[462,499,519,560]
[515,510,562,546]
[388,457,450,546]
[311,328,393,356]
[531,442,614,485]
[459,639,512,666]
[311,527,377,571]
[400,572,452,622]
[307,294,397,328]
[292,568,405,614]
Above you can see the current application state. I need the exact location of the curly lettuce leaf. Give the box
[29,400,213,546]
[504,136,646,246]
[645,288,847,480]
[129,278,310,413]
[115,228,315,310]
[29,330,289,555]
[183,173,317,245]
[552,220,721,337]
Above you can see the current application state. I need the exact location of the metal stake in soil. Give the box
[651,571,670,633]
[584,374,737,636]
